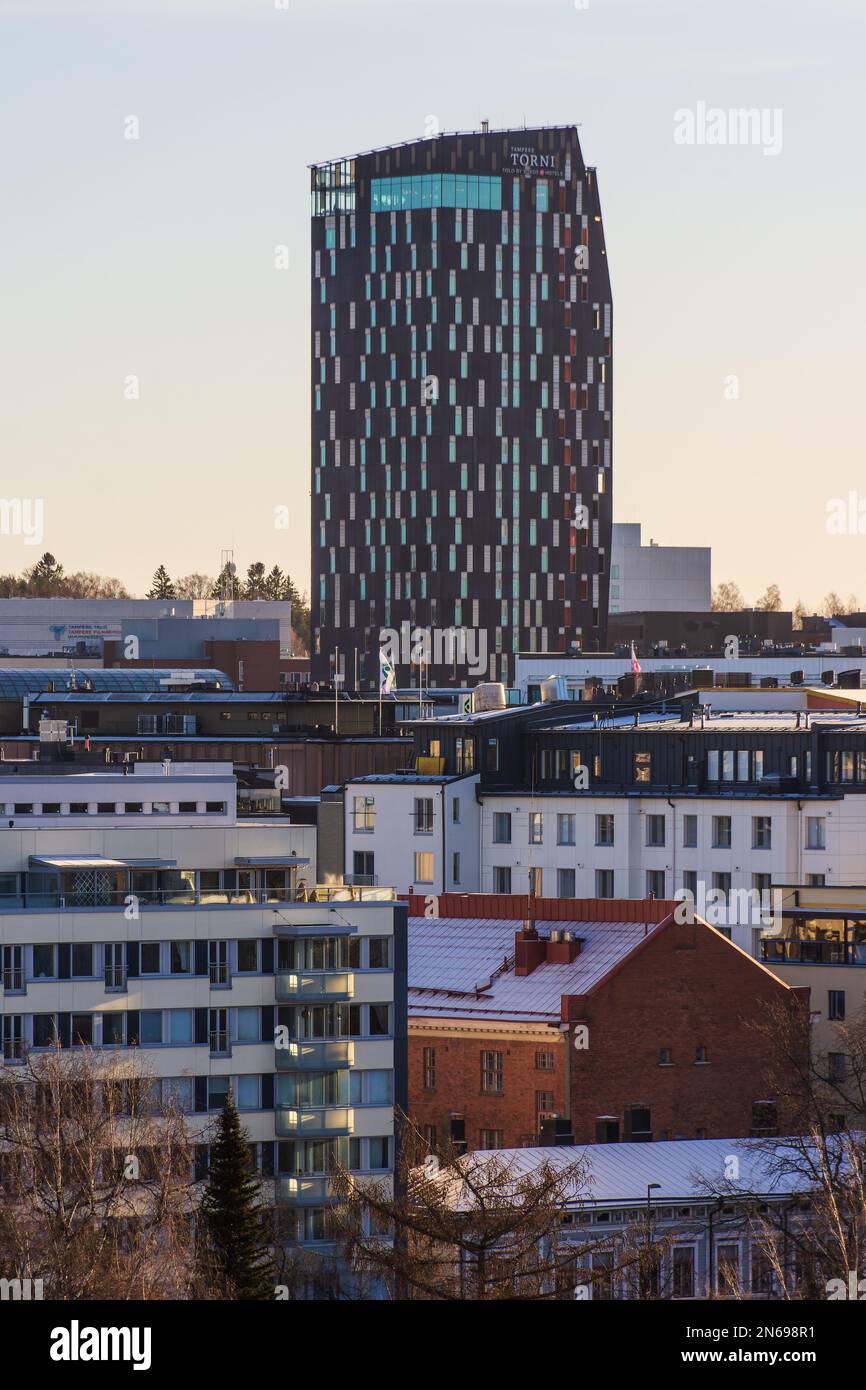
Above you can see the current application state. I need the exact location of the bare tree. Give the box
[175,573,215,599]
[756,583,782,612]
[328,1121,667,1300]
[0,1047,204,1300]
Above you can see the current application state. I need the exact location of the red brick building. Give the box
[407,894,808,1153]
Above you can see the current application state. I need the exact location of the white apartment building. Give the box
[610,522,712,614]
[0,762,403,1247]
[344,773,480,897]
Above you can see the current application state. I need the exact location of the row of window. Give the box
[0,935,389,990]
[1,1002,393,1058]
[489,866,804,901]
[421,1046,556,1092]
[0,801,227,817]
[489,810,828,851]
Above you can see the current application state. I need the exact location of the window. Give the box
[369,1136,390,1170]
[595,1118,619,1143]
[423,1047,436,1089]
[368,937,390,969]
[452,851,461,884]
[209,1008,229,1056]
[595,869,614,899]
[492,812,512,844]
[479,1130,504,1149]
[483,739,500,773]
[828,1052,848,1082]
[828,990,845,1021]
[237,940,258,973]
[352,795,375,832]
[535,1090,555,1116]
[452,798,460,824]
[752,816,772,849]
[695,1045,708,1063]
[557,867,576,898]
[236,1007,260,1042]
[140,1011,162,1045]
[169,1010,193,1044]
[413,851,434,884]
[555,813,576,846]
[633,751,651,784]
[712,871,731,900]
[595,814,614,846]
[141,943,161,974]
[659,1047,672,1065]
[493,865,512,893]
[672,1247,695,1299]
[413,797,433,833]
[368,1004,390,1036]
[682,815,697,848]
[481,1050,504,1093]
[645,814,665,848]
[170,942,191,975]
[712,816,731,849]
[353,851,374,882]
[751,1100,778,1137]
[646,870,666,898]
[806,817,826,850]
[707,750,720,781]
[72,944,93,977]
[535,1050,555,1071]
[528,811,543,845]
[624,1107,652,1142]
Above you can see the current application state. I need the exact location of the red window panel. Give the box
[579,387,588,411]
[569,384,578,410]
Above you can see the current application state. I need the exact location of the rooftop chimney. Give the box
[514,924,546,977]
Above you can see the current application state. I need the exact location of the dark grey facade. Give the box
[310,125,613,688]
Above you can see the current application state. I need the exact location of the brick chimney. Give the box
[514,924,546,976]
[546,929,581,965]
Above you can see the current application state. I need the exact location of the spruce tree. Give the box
[147,564,176,599]
[198,1089,275,1299]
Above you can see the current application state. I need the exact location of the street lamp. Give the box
[642,1183,662,1298]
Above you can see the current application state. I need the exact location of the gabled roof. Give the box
[408,915,664,1023]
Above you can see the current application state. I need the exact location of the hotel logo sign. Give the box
[508,145,559,175]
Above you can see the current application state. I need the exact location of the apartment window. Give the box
[595,813,614,847]
[659,1047,672,1065]
[682,815,697,849]
[352,795,375,832]
[237,940,258,973]
[721,751,734,782]
[557,867,576,898]
[682,870,698,899]
[633,751,651,784]
[806,817,826,850]
[423,1125,437,1151]
[481,1050,504,1093]
[828,990,845,1021]
[695,1046,708,1063]
[645,814,665,848]
[208,1009,229,1057]
[595,1117,619,1143]
[535,1050,555,1071]
[493,866,512,893]
[752,816,772,849]
[483,739,500,773]
[452,851,461,884]
[646,870,666,898]
[2,1014,23,1062]
[752,873,772,896]
[528,811,544,845]
[208,940,229,987]
[492,812,512,844]
[707,750,720,780]
[479,1130,504,1149]
[595,869,614,899]
[423,1046,436,1090]
[712,871,731,901]
[104,943,125,991]
[414,852,434,883]
[712,816,732,849]
[806,873,826,887]
[528,866,543,899]
[353,851,374,883]
[170,942,191,975]
[557,813,576,846]
[452,798,460,824]
[455,737,475,773]
[413,797,434,833]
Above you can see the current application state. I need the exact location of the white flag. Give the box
[379,648,396,694]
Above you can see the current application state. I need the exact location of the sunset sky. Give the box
[1,0,864,610]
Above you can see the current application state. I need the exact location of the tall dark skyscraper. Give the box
[310,124,612,689]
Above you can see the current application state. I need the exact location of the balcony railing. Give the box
[274,1039,354,1071]
[275,971,354,1003]
[275,1106,354,1138]
[276,1174,337,1206]
[761,939,866,966]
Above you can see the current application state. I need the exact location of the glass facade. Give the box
[311,159,356,215]
[371,174,502,212]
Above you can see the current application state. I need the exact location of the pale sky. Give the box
[1,0,864,610]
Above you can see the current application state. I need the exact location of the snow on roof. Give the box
[408,915,661,1022]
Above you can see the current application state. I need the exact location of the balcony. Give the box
[275,971,354,1003]
[276,1174,336,1206]
[275,1039,354,1071]
[275,1106,354,1138]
